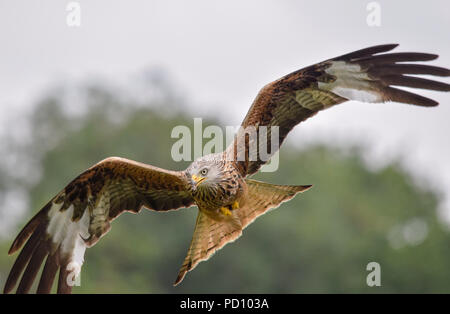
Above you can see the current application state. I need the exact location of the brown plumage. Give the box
[174,180,312,286]
[228,44,450,175]
[4,44,449,293]
[4,157,194,294]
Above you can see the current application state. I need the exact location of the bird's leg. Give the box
[220,201,239,217]
[220,206,232,216]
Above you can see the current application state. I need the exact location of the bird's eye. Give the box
[200,168,208,176]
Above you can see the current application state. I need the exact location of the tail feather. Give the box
[238,180,312,229]
[174,180,312,286]
[174,211,242,286]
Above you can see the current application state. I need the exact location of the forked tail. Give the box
[173,179,312,285]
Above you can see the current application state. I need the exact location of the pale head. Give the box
[186,153,226,192]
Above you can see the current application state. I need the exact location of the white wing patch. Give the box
[318,61,383,103]
[46,202,90,280]
[329,86,381,103]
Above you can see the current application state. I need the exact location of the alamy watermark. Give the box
[66,2,81,27]
[66,262,82,287]
[171,118,280,172]
[366,262,381,287]
[366,2,381,27]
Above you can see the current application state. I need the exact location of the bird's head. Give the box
[187,154,225,192]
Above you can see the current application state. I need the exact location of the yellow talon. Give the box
[220,207,232,216]
[232,201,239,210]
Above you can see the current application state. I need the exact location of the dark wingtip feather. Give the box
[382,75,450,92]
[297,184,313,193]
[385,86,439,107]
[57,266,73,294]
[345,47,449,107]
[37,254,59,294]
[8,202,51,255]
[358,53,439,65]
[333,44,399,61]
[173,272,185,286]
[3,225,45,294]
[16,242,48,294]
[8,218,40,255]
[368,64,450,77]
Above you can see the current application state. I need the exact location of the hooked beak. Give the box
[191,174,206,187]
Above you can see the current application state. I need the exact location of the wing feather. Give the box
[36,253,59,294]
[4,157,194,294]
[227,44,450,176]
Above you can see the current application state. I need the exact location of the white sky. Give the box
[0,0,449,222]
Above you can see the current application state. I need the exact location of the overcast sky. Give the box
[1,0,449,222]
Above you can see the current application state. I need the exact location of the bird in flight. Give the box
[4,44,450,293]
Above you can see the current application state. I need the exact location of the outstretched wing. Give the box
[173,180,311,286]
[4,157,193,294]
[226,44,450,176]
